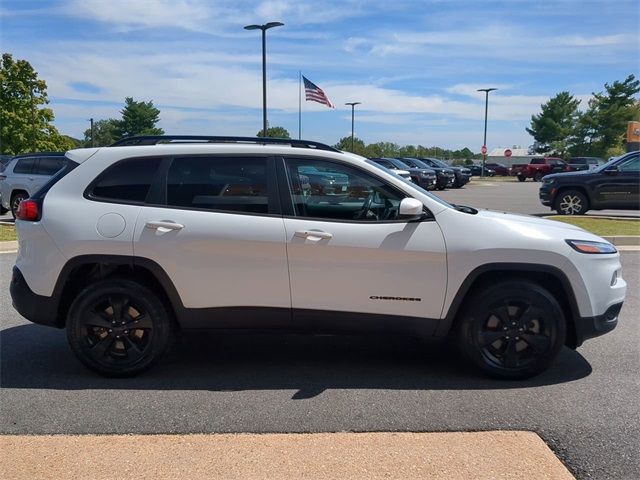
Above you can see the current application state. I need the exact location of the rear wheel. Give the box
[10,192,28,218]
[517,175,526,182]
[66,279,174,376]
[456,280,566,379]
[555,189,588,215]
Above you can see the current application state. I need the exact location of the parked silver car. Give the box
[0,153,67,218]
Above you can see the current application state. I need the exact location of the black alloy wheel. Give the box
[67,279,174,376]
[456,280,566,379]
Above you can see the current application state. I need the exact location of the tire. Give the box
[554,189,589,215]
[66,278,175,377]
[534,172,544,182]
[517,175,526,182]
[0,205,7,215]
[10,192,28,218]
[456,280,566,379]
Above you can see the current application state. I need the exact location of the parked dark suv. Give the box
[539,151,640,214]
[417,157,470,188]
[370,157,437,190]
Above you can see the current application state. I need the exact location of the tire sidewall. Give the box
[554,189,588,215]
[66,279,172,376]
[457,281,566,379]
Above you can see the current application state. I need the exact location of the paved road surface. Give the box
[1,251,638,479]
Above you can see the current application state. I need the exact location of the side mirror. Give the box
[399,198,424,219]
[604,165,619,175]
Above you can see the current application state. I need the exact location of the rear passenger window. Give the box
[33,157,66,176]
[166,156,269,214]
[90,157,162,203]
[13,158,35,174]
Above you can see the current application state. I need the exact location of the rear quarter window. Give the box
[13,158,35,174]
[88,157,162,203]
[33,157,66,176]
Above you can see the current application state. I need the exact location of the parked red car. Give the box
[510,157,570,181]
[484,162,510,176]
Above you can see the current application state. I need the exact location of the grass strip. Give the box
[0,224,17,242]
[546,216,640,236]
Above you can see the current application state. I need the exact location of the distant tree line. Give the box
[527,74,640,159]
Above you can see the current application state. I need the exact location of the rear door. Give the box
[279,156,447,334]
[9,157,35,194]
[133,155,291,328]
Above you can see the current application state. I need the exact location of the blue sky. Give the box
[1,0,638,151]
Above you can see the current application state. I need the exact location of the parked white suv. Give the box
[10,136,626,378]
[0,153,67,218]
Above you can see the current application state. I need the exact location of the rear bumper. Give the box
[10,266,62,328]
[573,302,622,347]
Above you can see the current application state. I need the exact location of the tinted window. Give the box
[33,157,66,176]
[286,158,406,221]
[618,155,639,172]
[166,156,269,214]
[13,158,35,174]
[91,157,162,202]
[531,158,543,164]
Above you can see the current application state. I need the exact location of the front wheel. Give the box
[66,279,175,376]
[517,175,526,182]
[456,281,566,379]
[555,190,589,215]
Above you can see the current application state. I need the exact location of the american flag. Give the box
[303,75,334,108]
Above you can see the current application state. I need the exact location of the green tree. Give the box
[364,141,399,158]
[334,135,366,154]
[0,53,73,154]
[526,91,580,157]
[574,74,640,156]
[116,97,163,138]
[83,119,120,147]
[256,126,291,138]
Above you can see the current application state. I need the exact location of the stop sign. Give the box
[504,149,512,158]
[481,145,487,155]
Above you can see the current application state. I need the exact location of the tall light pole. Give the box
[477,88,497,177]
[345,102,361,152]
[88,118,94,147]
[244,22,284,137]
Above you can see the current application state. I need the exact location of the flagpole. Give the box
[298,71,302,139]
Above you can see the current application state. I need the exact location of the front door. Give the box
[280,156,447,334]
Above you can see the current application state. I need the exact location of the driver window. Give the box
[618,155,639,172]
[285,158,406,221]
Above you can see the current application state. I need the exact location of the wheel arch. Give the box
[437,263,581,348]
[52,255,184,328]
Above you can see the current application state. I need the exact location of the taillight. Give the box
[16,199,40,221]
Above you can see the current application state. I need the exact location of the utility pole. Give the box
[345,102,361,152]
[89,118,95,147]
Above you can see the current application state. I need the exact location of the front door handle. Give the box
[294,230,333,240]
[145,221,184,232]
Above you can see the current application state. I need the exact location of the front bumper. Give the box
[573,302,622,347]
[10,266,62,328]
[538,183,556,207]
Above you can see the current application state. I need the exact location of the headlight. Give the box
[566,239,617,254]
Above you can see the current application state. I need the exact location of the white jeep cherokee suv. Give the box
[10,136,626,378]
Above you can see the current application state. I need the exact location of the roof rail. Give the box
[109,135,340,152]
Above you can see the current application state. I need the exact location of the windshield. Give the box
[593,152,638,173]
[366,160,453,209]
[388,158,411,169]
[431,158,450,168]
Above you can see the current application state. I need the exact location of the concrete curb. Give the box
[0,240,18,253]
[0,431,575,480]
[603,236,640,246]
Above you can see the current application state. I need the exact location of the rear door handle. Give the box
[294,230,333,240]
[145,221,184,232]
